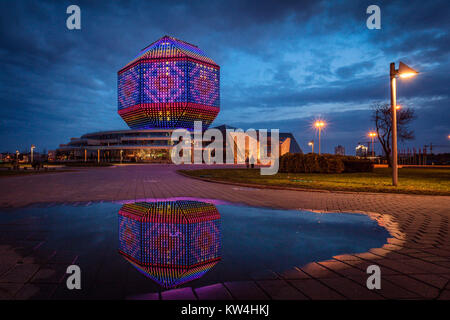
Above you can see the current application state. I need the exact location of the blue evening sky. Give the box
[0,0,449,154]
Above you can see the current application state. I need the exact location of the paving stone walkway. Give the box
[0,164,449,300]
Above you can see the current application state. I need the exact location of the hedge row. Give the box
[341,158,373,173]
[279,153,373,173]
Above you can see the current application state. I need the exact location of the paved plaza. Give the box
[0,164,449,300]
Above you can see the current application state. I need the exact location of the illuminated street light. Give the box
[308,140,314,154]
[390,61,419,186]
[368,132,377,157]
[396,105,401,110]
[314,121,325,128]
[313,120,326,155]
[30,145,36,164]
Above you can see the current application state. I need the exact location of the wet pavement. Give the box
[0,164,449,300]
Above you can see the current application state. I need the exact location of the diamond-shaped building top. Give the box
[118,36,220,131]
[120,35,219,71]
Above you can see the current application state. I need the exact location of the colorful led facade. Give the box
[118,36,220,130]
[118,200,221,288]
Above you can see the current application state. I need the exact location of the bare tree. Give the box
[372,102,416,166]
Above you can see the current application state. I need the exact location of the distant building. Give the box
[48,150,56,162]
[279,133,302,154]
[56,126,302,163]
[355,144,368,157]
[0,153,14,162]
[334,145,345,155]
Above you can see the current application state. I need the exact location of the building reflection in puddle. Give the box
[118,200,221,288]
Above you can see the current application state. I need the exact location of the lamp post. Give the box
[314,120,326,155]
[390,61,418,186]
[30,145,35,163]
[368,132,376,157]
[15,150,20,169]
[308,140,314,154]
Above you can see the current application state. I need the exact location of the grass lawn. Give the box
[179,167,450,196]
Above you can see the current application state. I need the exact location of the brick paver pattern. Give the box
[0,164,449,300]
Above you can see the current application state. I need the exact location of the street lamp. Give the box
[308,140,314,154]
[30,145,36,163]
[390,61,418,186]
[368,132,377,157]
[313,120,326,155]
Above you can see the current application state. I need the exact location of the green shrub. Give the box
[341,158,373,172]
[279,153,372,173]
[326,156,345,173]
[304,153,320,173]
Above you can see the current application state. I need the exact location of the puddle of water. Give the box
[0,199,390,298]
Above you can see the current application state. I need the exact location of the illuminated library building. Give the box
[56,36,301,162]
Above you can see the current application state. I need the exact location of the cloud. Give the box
[336,61,375,79]
[0,0,448,154]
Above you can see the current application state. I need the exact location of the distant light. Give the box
[396,105,401,110]
[356,144,368,150]
[314,120,326,128]
[368,132,377,137]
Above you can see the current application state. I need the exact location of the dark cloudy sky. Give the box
[0,0,449,155]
